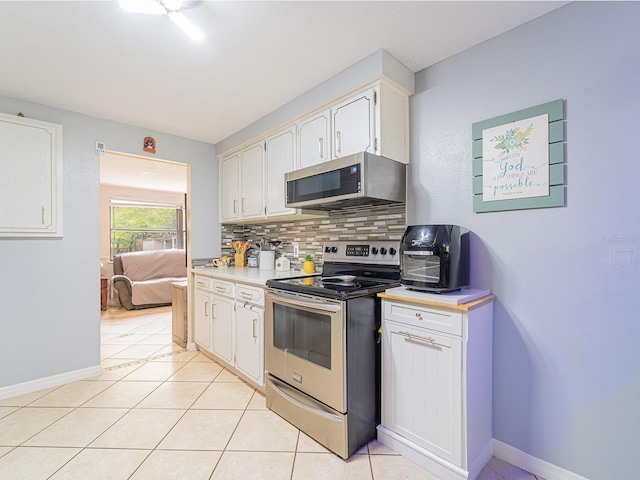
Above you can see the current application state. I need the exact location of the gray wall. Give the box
[0,96,217,389]
[408,3,639,479]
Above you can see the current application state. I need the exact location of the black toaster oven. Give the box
[399,225,469,293]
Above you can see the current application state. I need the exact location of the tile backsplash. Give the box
[221,204,406,269]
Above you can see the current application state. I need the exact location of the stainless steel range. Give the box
[265,241,400,459]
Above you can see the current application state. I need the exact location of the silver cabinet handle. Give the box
[242,198,246,213]
[196,280,208,288]
[318,137,324,158]
[42,206,46,225]
[399,331,436,345]
[240,291,253,299]
[336,130,341,154]
[215,286,226,293]
[252,318,257,339]
[233,199,238,214]
[204,301,209,317]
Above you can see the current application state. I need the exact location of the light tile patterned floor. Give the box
[0,306,543,480]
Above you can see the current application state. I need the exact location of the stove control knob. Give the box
[331,246,338,253]
[325,246,332,253]
[380,247,388,255]
[371,247,379,255]
[389,247,397,256]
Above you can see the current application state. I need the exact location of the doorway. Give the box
[99,151,190,309]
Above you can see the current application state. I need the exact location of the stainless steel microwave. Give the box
[285,152,406,210]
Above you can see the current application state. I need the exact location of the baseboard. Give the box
[377,426,468,480]
[493,439,590,480]
[0,365,103,400]
[469,438,494,480]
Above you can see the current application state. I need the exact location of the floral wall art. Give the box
[471,99,565,213]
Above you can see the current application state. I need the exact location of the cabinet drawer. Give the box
[212,279,235,298]
[235,283,264,306]
[194,275,214,292]
[384,300,462,336]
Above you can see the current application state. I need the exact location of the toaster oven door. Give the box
[401,251,441,283]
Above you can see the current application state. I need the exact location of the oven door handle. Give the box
[266,376,343,422]
[267,291,342,312]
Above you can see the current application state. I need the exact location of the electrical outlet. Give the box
[293,244,299,257]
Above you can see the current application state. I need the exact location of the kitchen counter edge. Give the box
[378,291,496,312]
[191,266,317,287]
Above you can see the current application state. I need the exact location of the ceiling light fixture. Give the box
[119,0,204,41]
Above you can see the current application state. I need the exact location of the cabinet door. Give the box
[235,304,264,385]
[239,142,264,219]
[265,127,296,217]
[194,290,213,351]
[212,295,235,364]
[298,109,330,168]
[331,88,375,159]
[220,152,240,222]
[0,113,63,237]
[382,320,463,465]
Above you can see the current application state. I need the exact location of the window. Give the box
[109,200,185,259]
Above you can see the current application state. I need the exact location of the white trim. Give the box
[0,365,103,400]
[468,438,494,480]
[493,440,591,480]
[377,426,468,480]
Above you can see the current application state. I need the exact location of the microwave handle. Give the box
[267,291,342,313]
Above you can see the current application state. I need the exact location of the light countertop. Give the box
[191,266,317,287]
[379,286,495,312]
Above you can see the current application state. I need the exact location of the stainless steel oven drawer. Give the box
[266,374,349,458]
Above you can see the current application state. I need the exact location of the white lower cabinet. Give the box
[383,321,463,464]
[192,273,265,389]
[378,295,494,480]
[193,289,213,351]
[235,301,264,385]
[212,294,235,364]
[193,275,215,351]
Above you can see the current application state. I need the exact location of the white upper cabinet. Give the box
[265,126,296,217]
[331,82,409,163]
[220,141,264,223]
[220,152,240,222]
[218,78,410,224]
[239,142,265,220]
[297,109,330,168]
[331,88,376,159]
[0,112,63,237]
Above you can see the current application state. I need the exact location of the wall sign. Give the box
[471,99,565,213]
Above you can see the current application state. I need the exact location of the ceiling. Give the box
[0,1,567,147]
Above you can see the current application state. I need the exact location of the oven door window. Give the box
[273,303,332,369]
